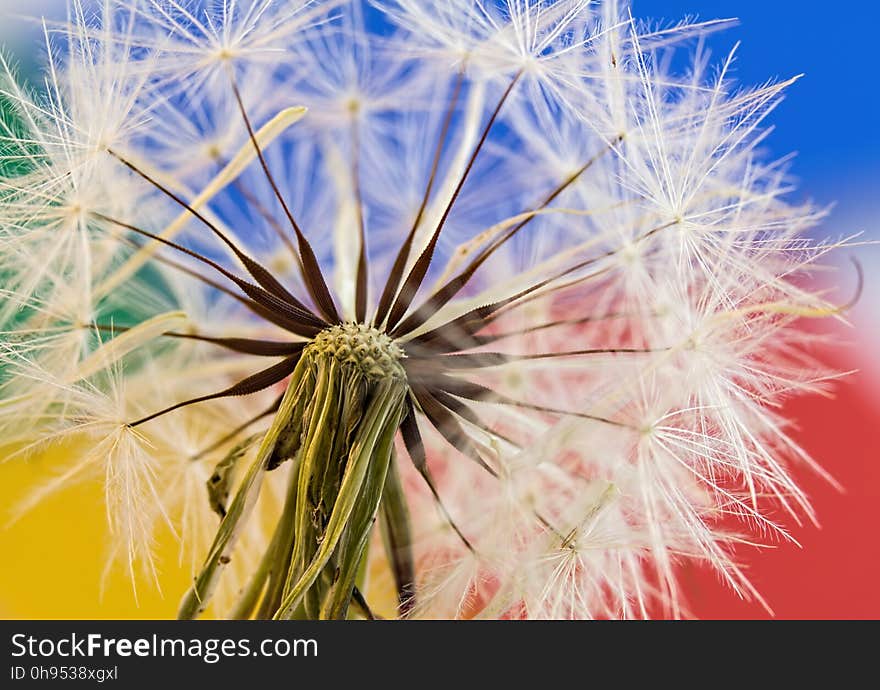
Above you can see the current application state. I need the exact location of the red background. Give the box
[683,338,880,619]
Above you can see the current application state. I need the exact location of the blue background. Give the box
[637,0,879,242]
[2,1,877,240]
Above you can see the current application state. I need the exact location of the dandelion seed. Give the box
[0,0,861,619]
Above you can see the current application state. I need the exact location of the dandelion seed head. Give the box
[0,0,858,619]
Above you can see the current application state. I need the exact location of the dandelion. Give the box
[0,0,861,619]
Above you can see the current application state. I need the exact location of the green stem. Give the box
[176,356,310,620]
[274,378,405,619]
[378,451,416,616]
[229,451,302,619]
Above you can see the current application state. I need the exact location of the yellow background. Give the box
[1,445,399,619]
[1,447,191,619]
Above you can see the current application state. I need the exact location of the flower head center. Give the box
[309,323,405,380]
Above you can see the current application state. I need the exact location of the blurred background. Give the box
[0,0,877,619]
[636,0,880,619]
